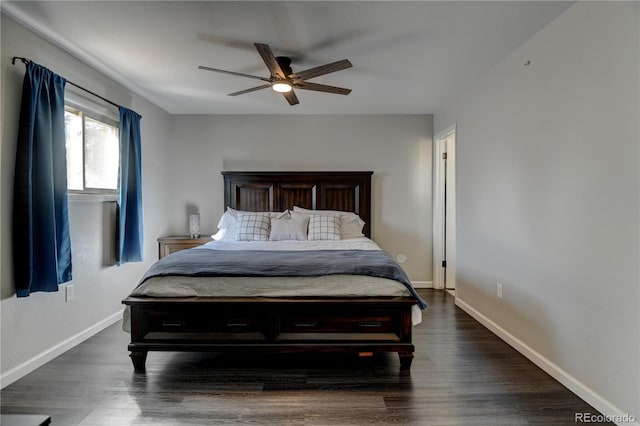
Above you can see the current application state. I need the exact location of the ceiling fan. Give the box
[199,43,352,106]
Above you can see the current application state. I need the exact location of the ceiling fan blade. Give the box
[282,90,299,106]
[228,84,272,96]
[198,65,270,82]
[295,81,351,95]
[254,43,286,79]
[290,59,352,81]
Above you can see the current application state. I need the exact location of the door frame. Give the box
[433,124,456,290]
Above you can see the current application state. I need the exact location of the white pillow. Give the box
[307,215,341,241]
[270,215,309,241]
[213,208,239,240]
[217,207,238,229]
[292,206,365,239]
[293,206,354,216]
[237,213,271,241]
[270,210,290,219]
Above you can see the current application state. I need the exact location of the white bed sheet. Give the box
[197,237,382,251]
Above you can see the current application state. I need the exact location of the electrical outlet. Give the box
[65,285,75,302]
[496,282,503,299]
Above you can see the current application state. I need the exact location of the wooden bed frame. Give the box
[122,171,417,371]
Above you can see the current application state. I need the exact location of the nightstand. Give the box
[158,235,213,259]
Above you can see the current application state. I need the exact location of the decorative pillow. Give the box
[292,206,365,239]
[307,215,341,241]
[340,216,365,239]
[270,215,309,241]
[214,208,288,240]
[236,213,271,241]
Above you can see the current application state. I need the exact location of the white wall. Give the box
[435,2,639,420]
[1,15,173,382]
[0,14,433,383]
[167,115,433,282]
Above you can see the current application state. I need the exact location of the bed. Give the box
[122,171,426,371]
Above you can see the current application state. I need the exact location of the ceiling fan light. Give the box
[272,82,292,93]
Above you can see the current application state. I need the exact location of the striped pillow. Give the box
[307,215,341,241]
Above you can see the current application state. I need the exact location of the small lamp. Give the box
[189,213,201,238]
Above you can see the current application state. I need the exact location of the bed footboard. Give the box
[123,296,416,371]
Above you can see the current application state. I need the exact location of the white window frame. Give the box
[64,89,120,201]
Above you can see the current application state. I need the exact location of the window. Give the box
[64,104,119,194]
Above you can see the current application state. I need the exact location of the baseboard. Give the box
[411,281,433,289]
[0,309,123,389]
[455,297,639,426]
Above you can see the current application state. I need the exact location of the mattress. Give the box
[123,238,422,330]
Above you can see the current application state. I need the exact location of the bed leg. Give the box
[399,352,414,371]
[130,351,147,371]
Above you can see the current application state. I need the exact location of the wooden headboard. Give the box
[222,171,373,238]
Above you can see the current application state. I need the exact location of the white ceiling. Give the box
[3,1,573,115]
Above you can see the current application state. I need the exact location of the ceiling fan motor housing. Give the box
[275,56,293,79]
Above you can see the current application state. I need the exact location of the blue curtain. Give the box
[117,107,143,264]
[13,62,72,297]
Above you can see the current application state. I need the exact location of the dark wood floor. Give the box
[1,290,612,425]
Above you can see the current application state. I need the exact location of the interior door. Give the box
[433,125,456,291]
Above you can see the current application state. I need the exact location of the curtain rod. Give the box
[12,56,122,110]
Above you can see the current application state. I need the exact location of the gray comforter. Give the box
[139,249,427,309]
